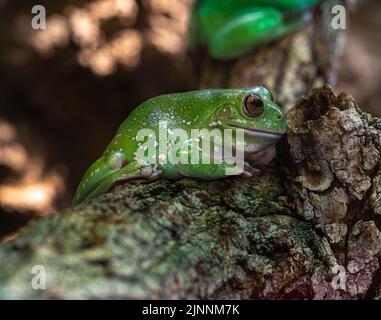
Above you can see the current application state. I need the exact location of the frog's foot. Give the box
[140,165,162,181]
[90,163,162,201]
[74,161,161,205]
[240,162,261,179]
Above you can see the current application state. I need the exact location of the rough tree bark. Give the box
[1,1,380,299]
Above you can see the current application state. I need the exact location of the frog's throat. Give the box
[228,125,286,140]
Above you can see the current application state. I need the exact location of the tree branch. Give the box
[0,86,380,299]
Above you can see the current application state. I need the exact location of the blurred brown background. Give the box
[0,0,380,239]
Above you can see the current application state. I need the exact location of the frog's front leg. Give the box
[177,158,260,180]
[209,7,302,59]
[174,141,245,179]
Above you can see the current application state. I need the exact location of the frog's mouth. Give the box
[228,125,287,140]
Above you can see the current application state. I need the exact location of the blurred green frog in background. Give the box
[189,0,319,59]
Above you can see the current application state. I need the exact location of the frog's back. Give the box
[103,89,230,159]
[117,89,220,130]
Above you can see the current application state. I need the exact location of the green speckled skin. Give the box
[189,0,319,59]
[74,87,286,205]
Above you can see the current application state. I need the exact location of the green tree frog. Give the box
[189,0,319,59]
[73,87,287,205]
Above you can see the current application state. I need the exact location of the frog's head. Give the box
[213,86,287,154]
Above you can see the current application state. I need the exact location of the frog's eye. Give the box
[243,94,264,118]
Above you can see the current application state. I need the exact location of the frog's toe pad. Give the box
[241,166,261,178]
[140,166,162,180]
[140,166,152,176]
[241,171,254,179]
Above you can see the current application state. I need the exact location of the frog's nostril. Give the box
[276,114,283,120]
